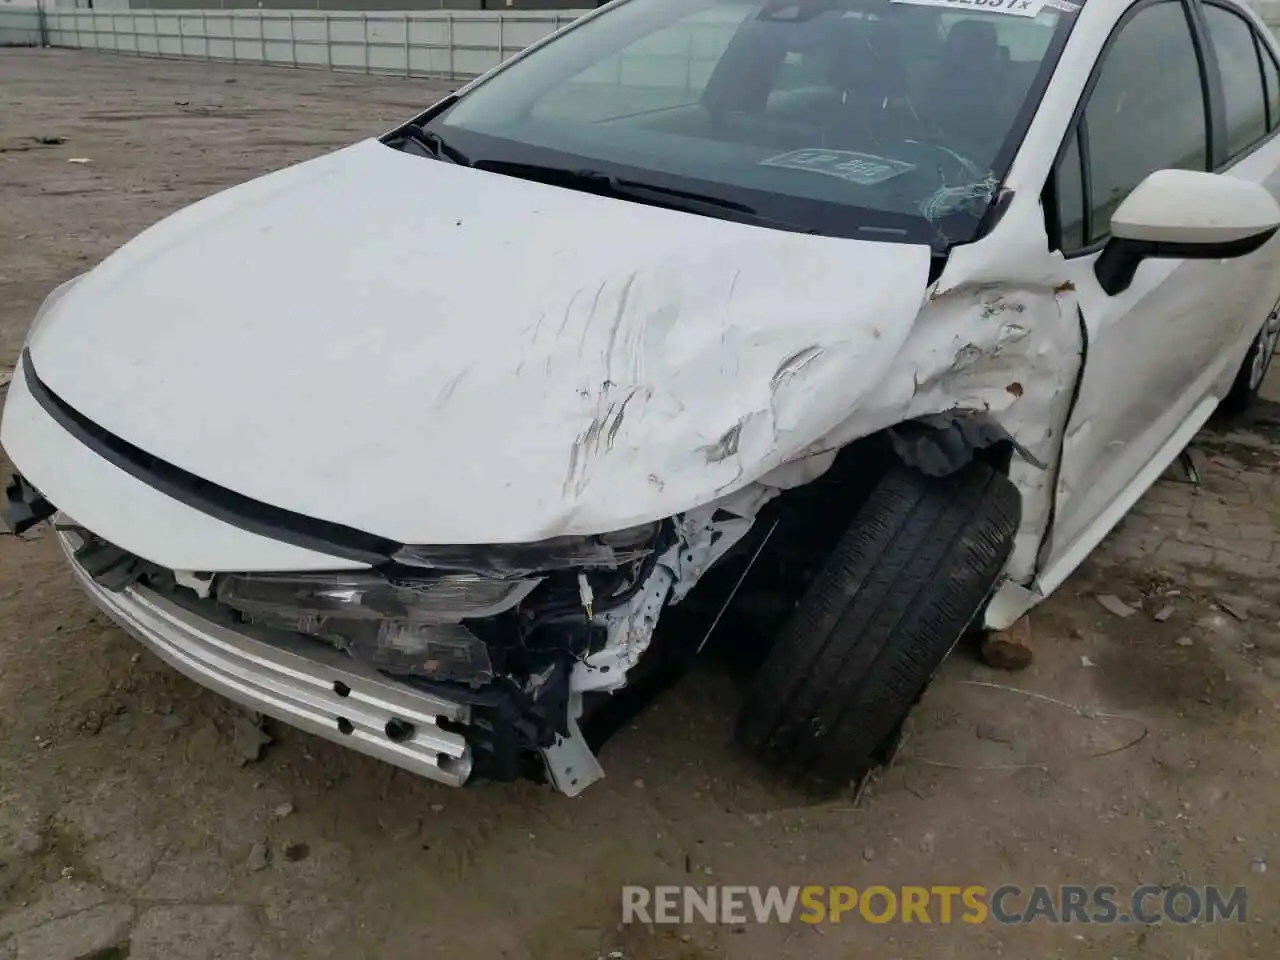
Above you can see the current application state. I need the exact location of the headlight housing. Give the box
[215,572,540,687]
[390,521,662,577]
[216,571,540,624]
[213,522,662,687]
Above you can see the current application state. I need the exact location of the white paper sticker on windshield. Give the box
[889,0,1046,17]
[760,149,916,186]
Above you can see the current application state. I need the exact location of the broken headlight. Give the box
[390,522,662,577]
[215,572,541,686]
[213,523,662,685]
[216,571,540,623]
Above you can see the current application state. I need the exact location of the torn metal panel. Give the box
[667,490,767,601]
[926,197,1085,607]
[805,297,1079,586]
[569,483,772,696]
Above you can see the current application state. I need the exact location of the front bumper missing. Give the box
[54,527,474,787]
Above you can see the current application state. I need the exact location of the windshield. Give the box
[420,0,1079,244]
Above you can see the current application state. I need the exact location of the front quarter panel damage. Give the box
[564,203,1084,754]
[543,236,935,538]
[558,249,1080,749]
[894,277,1083,586]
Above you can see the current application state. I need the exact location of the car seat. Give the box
[821,19,912,148]
[924,19,1012,167]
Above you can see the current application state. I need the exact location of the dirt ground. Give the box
[2,48,1280,960]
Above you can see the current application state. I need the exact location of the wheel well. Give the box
[663,418,1022,668]
[976,439,1016,475]
[659,434,889,665]
[884,411,1026,479]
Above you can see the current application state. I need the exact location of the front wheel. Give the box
[735,459,1020,793]
[1220,307,1280,414]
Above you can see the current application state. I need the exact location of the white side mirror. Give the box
[1097,169,1280,295]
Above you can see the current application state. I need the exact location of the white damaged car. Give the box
[5,0,1280,795]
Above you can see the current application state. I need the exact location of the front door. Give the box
[1040,0,1280,590]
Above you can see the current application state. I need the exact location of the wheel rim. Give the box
[1248,309,1280,390]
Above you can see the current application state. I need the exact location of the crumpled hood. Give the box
[28,138,932,544]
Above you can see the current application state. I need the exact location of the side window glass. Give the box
[1055,129,1086,251]
[1082,2,1207,244]
[1204,4,1268,158]
[1260,36,1280,131]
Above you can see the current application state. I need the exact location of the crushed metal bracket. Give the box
[541,702,604,797]
[1,473,55,536]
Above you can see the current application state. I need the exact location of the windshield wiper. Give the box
[479,161,816,234]
[395,123,471,165]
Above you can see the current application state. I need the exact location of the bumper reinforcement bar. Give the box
[57,528,474,786]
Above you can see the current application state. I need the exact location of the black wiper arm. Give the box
[590,173,819,233]
[479,161,815,233]
[395,123,471,165]
[572,168,759,214]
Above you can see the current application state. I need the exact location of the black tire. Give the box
[1220,307,1280,415]
[735,459,1020,793]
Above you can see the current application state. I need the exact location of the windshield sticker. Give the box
[760,149,916,186]
[1043,0,1081,11]
[889,0,1047,17]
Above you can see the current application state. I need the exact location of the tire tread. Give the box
[736,461,1020,791]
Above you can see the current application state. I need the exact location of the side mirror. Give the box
[1095,169,1280,295]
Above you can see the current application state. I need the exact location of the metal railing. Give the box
[6,6,1280,84]
[0,8,591,80]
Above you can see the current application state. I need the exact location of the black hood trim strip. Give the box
[20,348,396,566]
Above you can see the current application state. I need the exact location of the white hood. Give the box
[27,138,932,545]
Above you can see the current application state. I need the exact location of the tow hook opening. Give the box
[385,718,416,743]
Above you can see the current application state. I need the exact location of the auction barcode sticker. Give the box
[890,0,1047,16]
